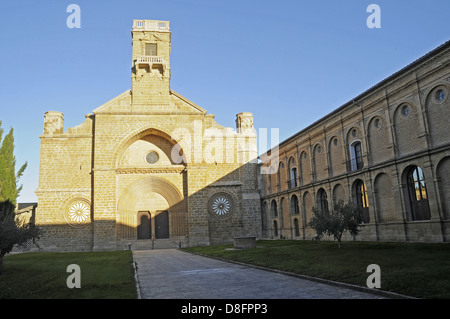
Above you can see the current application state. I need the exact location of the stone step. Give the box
[122,238,187,250]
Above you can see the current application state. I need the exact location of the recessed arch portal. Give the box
[118,175,183,212]
[116,175,186,239]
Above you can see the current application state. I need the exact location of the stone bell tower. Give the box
[131,20,171,107]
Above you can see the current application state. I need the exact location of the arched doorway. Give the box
[117,175,185,240]
[137,211,151,239]
[155,211,169,239]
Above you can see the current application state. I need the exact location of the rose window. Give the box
[67,201,90,225]
[208,193,234,220]
[212,197,231,216]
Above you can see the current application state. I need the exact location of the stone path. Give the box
[132,249,386,299]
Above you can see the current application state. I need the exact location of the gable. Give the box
[92,90,132,113]
[91,89,207,115]
[170,90,207,115]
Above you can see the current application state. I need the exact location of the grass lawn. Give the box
[2,241,449,299]
[0,250,137,299]
[183,240,450,299]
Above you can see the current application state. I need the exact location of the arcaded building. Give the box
[35,20,261,251]
[259,40,450,243]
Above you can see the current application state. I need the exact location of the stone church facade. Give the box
[35,20,261,251]
[35,20,449,252]
[259,40,450,243]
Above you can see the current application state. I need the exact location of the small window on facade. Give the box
[401,104,410,117]
[435,88,446,102]
[145,43,157,56]
[145,151,159,165]
[333,137,338,147]
[374,118,382,130]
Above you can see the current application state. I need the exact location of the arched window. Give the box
[290,167,298,189]
[406,166,431,220]
[291,195,299,215]
[349,141,363,171]
[317,188,329,213]
[353,179,370,223]
[288,157,297,189]
[293,218,300,237]
[271,200,278,217]
[273,220,278,237]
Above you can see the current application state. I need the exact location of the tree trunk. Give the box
[0,251,5,275]
[336,235,342,248]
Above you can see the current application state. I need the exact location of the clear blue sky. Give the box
[0,0,449,202]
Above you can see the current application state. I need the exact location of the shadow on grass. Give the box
[0,250,137,299]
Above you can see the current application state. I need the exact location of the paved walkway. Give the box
[132,249,386,299]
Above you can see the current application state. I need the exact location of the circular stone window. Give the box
[65,200,91,227]
[400,104,410,117]
[373,117,382,130]
[208,192,235,220]
[333,138,338,147]
[145,151,159,165]
[434,87,447,103]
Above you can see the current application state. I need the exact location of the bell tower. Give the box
[131,20,171,107]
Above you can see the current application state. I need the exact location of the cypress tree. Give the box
[0,122,27,206]
[0,122,38,274]
[0,122,2,196]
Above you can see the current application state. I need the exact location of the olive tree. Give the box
[308,200,362,248]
